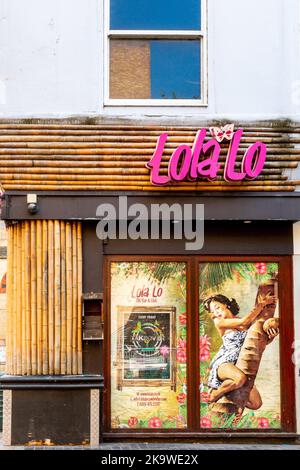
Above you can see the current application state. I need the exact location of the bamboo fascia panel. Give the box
[0,124,299,192]
[6,220,83,376]
[2,184,295,191]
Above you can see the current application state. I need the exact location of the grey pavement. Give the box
[1,433,300,450]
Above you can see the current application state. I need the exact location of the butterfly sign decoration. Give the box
[209,124,235,143]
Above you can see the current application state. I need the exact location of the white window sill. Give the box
[104,99,208,107]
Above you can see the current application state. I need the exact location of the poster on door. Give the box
[116,307,176,388]
[199,262,281,430]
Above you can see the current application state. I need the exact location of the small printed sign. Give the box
[116,307,176,390]
[122,310,173,381]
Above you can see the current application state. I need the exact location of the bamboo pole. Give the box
[6,225,12,374]
[3,157,289,167]
[54,220,61,374]
[1,162,296,175]
[24,221,31,375]
[60,221,66,375]
[21,222,26,374]
[16,223,22,374]
[5,226,9,374]
[66,222,72,374]
[2,182,296,191]
[48,220,54,374]
[2,184,295,192]
[0,122,297,131]
[12,224,17,375]
[0,145,298,153]
[0,171,288,180]
[0,173,294,183]
[36,220,42,375]
[42,220,49,375]
[4,128,291,135]
[9,225,14,374]
[9,225,14,375]
[1,145,298,155]
[0,169,297,181]
[30,221,37,375]
[72,222,78,374]
[0,152,294,163]
[77,223,83,375]
[0,134,297,143]
[1,178,296,185]
[0,134,294,143]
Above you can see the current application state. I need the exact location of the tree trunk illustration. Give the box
[209,278,278,417]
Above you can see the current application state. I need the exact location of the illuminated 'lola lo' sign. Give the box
[146,127,267,185]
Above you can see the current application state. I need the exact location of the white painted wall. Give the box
[0,0,299,119]
[0,0,102,117]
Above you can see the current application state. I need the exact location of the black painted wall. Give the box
[11,389,90,445]
[82,220,293,294]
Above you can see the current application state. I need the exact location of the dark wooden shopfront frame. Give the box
[103,255,296,439]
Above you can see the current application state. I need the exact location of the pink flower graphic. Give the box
[176,393,187,404]
[128,417,138,428]
[257,417,270,429]
[177,338,187,363]
[177,338,186,349]
[177,348,187,363]
[148,417,162,428]
[255,262,267,275]
[200,416,212,428]
[200,392,211,403]
[199,335,211,361]
[179,313,187,325]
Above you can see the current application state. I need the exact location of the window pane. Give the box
[110,262,187,430]
[110,0,201,30]
[110,40,151,99]
[199,262,281,430]
[151,40,200,99]
[110,39,201,100]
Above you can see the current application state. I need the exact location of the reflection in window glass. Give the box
[110,0,201,30]
[199,262,281,430]
[110,39,201,99]
[151,40,200,99]
[110,262,187,430]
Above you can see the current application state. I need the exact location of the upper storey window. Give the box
[105,0,207,106]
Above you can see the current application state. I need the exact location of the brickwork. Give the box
[110,40,151,99]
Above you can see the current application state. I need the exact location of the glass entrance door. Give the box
[105,256,294,434]
[109,260,188,430]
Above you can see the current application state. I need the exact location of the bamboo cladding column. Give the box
[6,220,83,375]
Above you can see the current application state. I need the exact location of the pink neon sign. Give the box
[146,127,267,186]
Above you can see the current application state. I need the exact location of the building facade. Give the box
[0,0,300,445]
